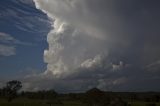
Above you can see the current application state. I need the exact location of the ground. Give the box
[0,98,160,106]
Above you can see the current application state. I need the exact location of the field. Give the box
[0,88,160,106]
[0,98,85,106]
[0,98,160,106]
[128,102,160,106]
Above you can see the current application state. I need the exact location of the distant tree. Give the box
[4,80,22,102]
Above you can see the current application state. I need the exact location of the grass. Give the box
[0,98,86,106]
[129,101,160,106]
[0,98,160,106]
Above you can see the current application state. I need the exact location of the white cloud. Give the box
[33,0,113,78]
[80,55,102,69]
[29,1,132,91]
[30,0,160,92]
[33,0,110,40]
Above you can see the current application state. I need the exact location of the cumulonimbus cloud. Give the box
[33,0,121,78]
[30,0,160,92]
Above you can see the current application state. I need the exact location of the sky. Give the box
[0,0,50,78]
[0,0,160,93]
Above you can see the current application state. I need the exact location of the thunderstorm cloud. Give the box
[23,0,160,92]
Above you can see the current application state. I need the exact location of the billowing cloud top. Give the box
[31,0,160,92]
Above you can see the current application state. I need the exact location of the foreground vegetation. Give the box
[0,98,160,106]
[0,80,160,106]
[0,89,160,106]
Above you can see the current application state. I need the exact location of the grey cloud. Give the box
[145,60,160,73]
[97,77,127,90]
[112,61,131,71]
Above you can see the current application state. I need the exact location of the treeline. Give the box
[0,80,160,106]
[20,90,57,99]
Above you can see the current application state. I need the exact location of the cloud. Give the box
[34,0,112,78]
[34,0,114,40]
[112,61,130,71]
[97,77,127,90]
[0,0,50,34]
[0,44,15,56]
[112,61,124,71]
[145,60,160,72]
[18,0,35,6]
[0,32,36,57]
[28,0,160,92]
[0,32,16,42]
[80,55,102,69]
[0,32,33,46]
